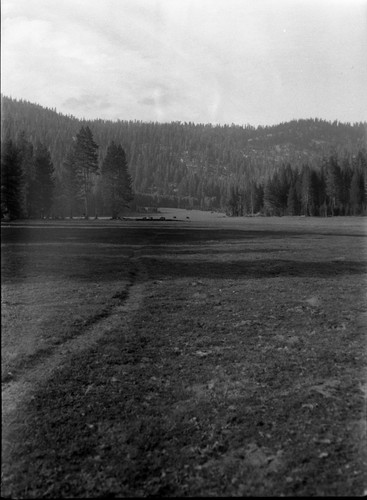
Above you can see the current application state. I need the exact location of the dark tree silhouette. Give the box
[349,170,365,215]
[60,144,81,218]
[74,126,99,218]
[101,141,134,218]
[325,155,342,216]
[33,141,55,218]
[1,138,22,220]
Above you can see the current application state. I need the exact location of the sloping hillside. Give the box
[1,95,366,210]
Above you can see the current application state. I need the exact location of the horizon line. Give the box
[2,94,367,130]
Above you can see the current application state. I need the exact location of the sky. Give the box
[1,0,367,126]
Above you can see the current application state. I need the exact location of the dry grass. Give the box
[1,214,367,497]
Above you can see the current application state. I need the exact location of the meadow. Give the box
[1,210,366,497]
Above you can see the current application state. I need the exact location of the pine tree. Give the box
[325,154,342,216]
[254,183,264,213]
[353,149,367,213]
[317,166,328,217]
[300,165,317,216]
[116,144,133,207]
[349,170,365,215]
[227,185,242,216]
[33,141,55,218]
[17,131,34,218]
[278,164,292,213]
[243,180,260,215]
[74,126,99,219]
[1,139,22,220]
[339,157,353,215]
[101,141,133,218]
[264,172,288,216]
[61,145,81,218]
[287,182,299,215]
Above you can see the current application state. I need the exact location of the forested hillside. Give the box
[1,95,366,217]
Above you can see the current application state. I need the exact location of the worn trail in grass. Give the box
[2,256,147,457]
[1,216,367,497]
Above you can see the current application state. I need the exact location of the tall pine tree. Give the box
[1,139,22,220]
[325,154,342,216]
[101,141,133,218]
[287,182,300,215]
[33,141,55,218]
[300,165,318,216]
[349,170,365,215]
[264,172,286,216]
[74,126,99,219]
[17,131,34,218]
[61,144,81,218]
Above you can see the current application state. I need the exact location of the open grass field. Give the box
[1,210,367,497]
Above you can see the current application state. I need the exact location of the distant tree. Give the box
[300,165,318,216]
[74,126,99,218]
[349,170,365,215]
[254,183,264,213]
[339,157,353,215]
[353,149,367,213]
[227,185,242,216]
[101,141,134,218]
[325,155,342,215]
[278,164,293,212]
[17,131,34,218]
[60,144,81,218]
[33,141,55,218]
[1,138,22,220]
[287,182,300,215]
[264,177,277,215]
[242,180,259,214]
[316,166,328,217]
[264,171,288,216]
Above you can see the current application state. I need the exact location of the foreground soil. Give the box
[1,214,367,497]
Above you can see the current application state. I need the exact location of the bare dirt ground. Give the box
[1,211,367,497]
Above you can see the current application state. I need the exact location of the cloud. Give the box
[63,95,112,112]
[139,97,155,107]
[2,0,367,125]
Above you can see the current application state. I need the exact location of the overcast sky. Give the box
[1,0,366,126]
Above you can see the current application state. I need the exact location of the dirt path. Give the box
[2,255,147,463]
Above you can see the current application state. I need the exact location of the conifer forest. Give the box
[1,95,366,220]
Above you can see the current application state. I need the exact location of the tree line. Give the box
[226,151,367,217]
[1,126,133,220]
[1,95,366,218]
